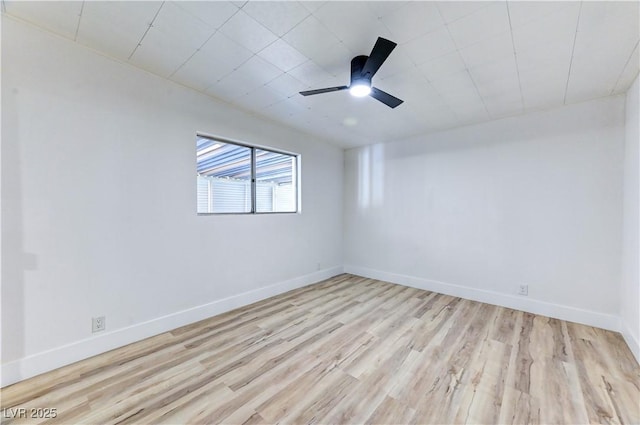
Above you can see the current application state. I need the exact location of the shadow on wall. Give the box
[357,144,385,212]
[2,84,26,367]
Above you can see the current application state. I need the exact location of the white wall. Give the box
[1,17,343,385]
[344,96,626,330]
[621,75,640,361]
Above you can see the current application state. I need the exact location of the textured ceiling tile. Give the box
[565,56,621,104]
[376,68,438,106]
[458,32,514,69]
[288,60,333,87]
[233,85,286,110]
[5,0,82,39]
[374,46,416,81]
[613,43,639,94]
[219,9,277,53]
[431,70,482,105]
[170,32,252,92]
[130,27,197,77]
[436,1,493,24]
[404,27,457,65]
[474,76,521,102]
[313,1,393,54]
[446,2,510,49]
[242,1,310,37]
[507,1,575,29]
[367,1,409,19]
[230,55,283,87]
[267,73,308,97]
[381,2,444,44]
[205,75,250,102]
[282,15,342,60]
[468,57,519,87]
[7,0,639,148]
[567,1,639,103]
[170,51,220,92]
[450,102,490,124]
[258,39,308,72]
[77,2,161,61]
[308,41,355,77]
[151,2,215,50]
[419,51,467,82]
[511,3,579,53]
[173,2,239,30]
[516,41,572,76]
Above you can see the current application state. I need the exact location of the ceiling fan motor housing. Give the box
[351,55,371,87]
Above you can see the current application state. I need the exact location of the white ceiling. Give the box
[3,1,639,148]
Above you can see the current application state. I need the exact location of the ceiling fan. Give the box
[299,37,404,109]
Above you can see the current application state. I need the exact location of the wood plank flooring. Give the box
[2,274,639,424]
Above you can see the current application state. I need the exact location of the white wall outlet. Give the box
[92,316,106,333]
[518,284,529,296]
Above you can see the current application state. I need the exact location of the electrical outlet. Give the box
[92,316,106,333]
[518,284,529,296]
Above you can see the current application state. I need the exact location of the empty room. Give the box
[1,1,639,424]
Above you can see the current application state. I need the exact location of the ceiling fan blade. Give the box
[370,87,404,108]
[361,37,397,79]
[299,86,349,96]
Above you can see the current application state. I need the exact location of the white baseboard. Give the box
[344,265,622,332]
[1,266,344,387]
[4,265,635,388]
[620,319,640,365]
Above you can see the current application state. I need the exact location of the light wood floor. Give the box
[2,274,639,424]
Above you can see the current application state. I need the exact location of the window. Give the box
[196,135,299,214]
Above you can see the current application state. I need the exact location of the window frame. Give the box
[196,132,301,215]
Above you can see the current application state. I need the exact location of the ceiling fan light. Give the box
[350,83,371,97]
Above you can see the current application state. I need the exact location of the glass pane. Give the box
[255,149,297,213]
[196,137,252,213]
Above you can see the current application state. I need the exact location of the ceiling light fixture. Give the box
[350,81,371,97]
